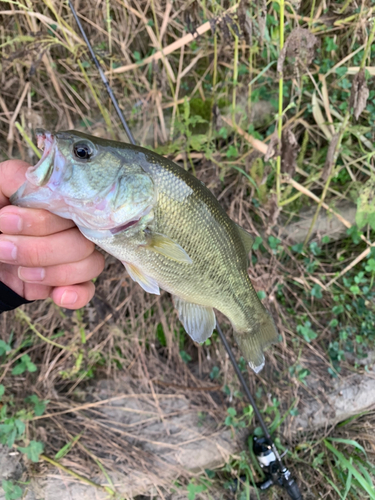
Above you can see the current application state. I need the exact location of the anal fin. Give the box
[173,296,215,344]
[122,261,160,295]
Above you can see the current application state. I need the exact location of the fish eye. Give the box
[73,142,94,160]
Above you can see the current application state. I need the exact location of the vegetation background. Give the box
[1,0,375,498]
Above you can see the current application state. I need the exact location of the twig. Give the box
[221,116,267,154]
[326,246,374,288]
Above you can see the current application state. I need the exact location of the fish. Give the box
[10,129,278,372]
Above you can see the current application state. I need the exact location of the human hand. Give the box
[0,160,105,309]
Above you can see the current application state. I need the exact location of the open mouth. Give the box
[26,129,56,187]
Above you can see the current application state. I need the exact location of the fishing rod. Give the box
[68,2,302,498]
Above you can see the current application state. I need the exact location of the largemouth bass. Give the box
[11,130,278,372]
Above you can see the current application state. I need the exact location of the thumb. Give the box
[0,160,30,208]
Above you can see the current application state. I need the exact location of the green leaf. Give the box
[324,440,375,496]
[55,435,81,460]
[0,385,4,398]
[18,440,44,463]
[291,243,304,254]
[0,340,11,356]
[227,407,237,417]
[1,479,23,500]
[209,366,220,380]
[179,350,192,364]
[252,236,263,251]
[297,321,317,342]
[309,241,321,256]
[268,235,281,250]
[365,258,375,273]
[332,305,344,315]
[311,283,323,299]
[327,437,367,456]
[14,419,25,436]
[189,134,208,151]
[225,416,233,426]
[187,483,206,500]
[12,355,37,375]
[335,67,348,77]
[25,395,48,416]
[346,225,362,244]
[218,127,227,139]
[11,363,26,376]
[350,285,360,295]
[226,145,238,158]
[7,428,16,448]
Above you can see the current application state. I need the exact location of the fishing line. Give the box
[68,2,302,498]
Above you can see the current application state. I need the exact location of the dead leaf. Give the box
[266,193,280,231]
[264,132,279,162]
[281,127,299,177]
[322,132,340,181]
[238,0,252,45]
[183,0,200,36]
[350,68,369,121]
[277,27,319,76]
[312,91,332,140]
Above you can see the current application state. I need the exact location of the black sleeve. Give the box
[0,282,33,313]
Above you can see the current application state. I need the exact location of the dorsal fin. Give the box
[234,223,254,254]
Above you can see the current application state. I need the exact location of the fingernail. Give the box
[18,267,46,282]
[61,290,78,306]
[0,214,23,233]
[0,240,17,261]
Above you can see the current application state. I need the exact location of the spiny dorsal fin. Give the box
[234,223,254,254]
[144,230,193,264]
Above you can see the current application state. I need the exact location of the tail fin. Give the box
[234,310,278,373]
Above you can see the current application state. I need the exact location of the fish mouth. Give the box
[27,129,56,186]
[10,129,59,207]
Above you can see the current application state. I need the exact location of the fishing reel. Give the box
[253,436,303,500]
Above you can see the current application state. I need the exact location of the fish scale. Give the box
[10,129,278,372]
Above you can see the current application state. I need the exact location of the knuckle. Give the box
[94,251,106,273]
[22,240,48,267]
[58,265,70,285]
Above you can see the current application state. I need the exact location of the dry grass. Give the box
[1,1,375,498]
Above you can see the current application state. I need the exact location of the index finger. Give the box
[0,160,30,208]
[0,205,74,235]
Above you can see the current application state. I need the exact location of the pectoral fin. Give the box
[122,261,160,295]
[173,296,215,343]
[144,230,192,264]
